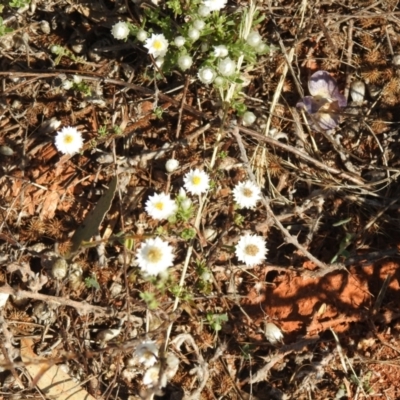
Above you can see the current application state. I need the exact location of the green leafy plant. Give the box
[9,0,30,8]
[0,17,12,36]
[206,312,228,332]
[85,275,100,290]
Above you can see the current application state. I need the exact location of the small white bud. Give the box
[264,322,283,344]
[155,57,165,68]
[178,54,193,71]
[165,158,179,172]
[188,27,200,41]
[111,21,130,40]
[73,75,82,84]
[247,31,262,47]
[181,198,192,211]
[256,42,268,53]
[198,66,216,84]
[40,20,51,34]
[198,5,211,17]
[174,36,186,47]
[214,76,225,87]
[193,20,205,30]
[178,188,187,198]
[242,111,256,126]
[136,29,148,42]
[213,45,228,58]
[62,80,72,90]
[201,42,209,52]
[218,57,236,76]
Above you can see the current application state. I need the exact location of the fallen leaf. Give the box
[20,338,96,400]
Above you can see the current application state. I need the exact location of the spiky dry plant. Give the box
[45,218,65,239]
[267,154,284,178]
[57,240,72,256]
[321,56,341,71]
[24,217,46,241]
[359,33,376,49]
[6,310,34,333]
[381,94,399,106]
[370,119,389,134]
[361,68,382,84]
[364,49,385,65]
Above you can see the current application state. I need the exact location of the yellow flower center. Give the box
[155,202,164,210]
[147,247,163,263]
[244,244,259,256]
[243,188,253,198]
[192,176,201,185]
[153,40,163,50]
[64,134,74,144]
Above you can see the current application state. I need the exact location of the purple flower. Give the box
[297,71,347,131]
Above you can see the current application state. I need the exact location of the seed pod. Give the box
[0,146,14,156]
[68,263,83,290]
[96,328,121,343]
[264,322,284,344]
[350,80,365,103]
[40,20,51,34]
[51,258,68,280]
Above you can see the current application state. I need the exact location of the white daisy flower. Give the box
[54,126,84,155]
[218,57,236,76]
[136,237,175,276]
[198,66,216,84]
[145,193,177,220]
[235,234,267,266]
[111,21,130,40]
[134,341,159,367]
[144,33,169,58]
[213,45,229,58]
[183,169,210,195]
[165,158,179,172]
[202,0,227,12]
[233,180,261,209]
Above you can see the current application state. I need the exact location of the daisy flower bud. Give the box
[111,21,130,40]
[188,27,200,41]
[198,66,216,84]
[214,76,225,87]
[193,19,205,30]
[174,36,186,47]
[233,180,261,209]
[218,57,236,76]
[181,198,192,211]
[198,5,211,16]
[165,158,179,172]
[145,193,177,220]
[202,0,227,12]
[201,42,209,52]
[154,57,165,68]
[143,364,167,387]
[183,169,210,195]
[61,80,72,90]
[54,126,84,155]
[73,75,82,84]
[136,237,175,276]
[242,111,256,126]
[178,54,193,71]
[264,322,284,344]
[136,29,148,42]
[144,33,169,58]
[213,45,228,58]
[178,188,187,198]
[235,234,267,267]
[256,42,268,54]
[246,31,262,47]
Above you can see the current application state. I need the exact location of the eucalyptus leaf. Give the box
[68,176,117,257]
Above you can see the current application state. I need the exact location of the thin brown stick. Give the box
[0,285,113,317]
